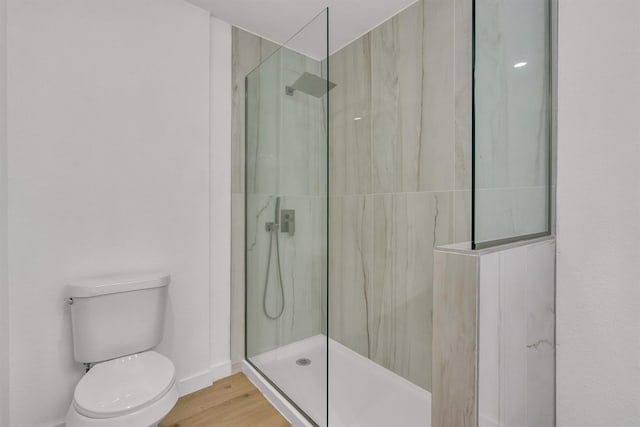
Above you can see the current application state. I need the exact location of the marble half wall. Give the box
[432,237,556,427]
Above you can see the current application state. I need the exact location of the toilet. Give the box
[65,272,179,427]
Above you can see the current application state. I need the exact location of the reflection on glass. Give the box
[474,0,551,247]
[245,9,329,426]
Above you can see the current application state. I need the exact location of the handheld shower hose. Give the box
[263,196,285,320]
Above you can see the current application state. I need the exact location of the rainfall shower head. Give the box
[285,72,336,98]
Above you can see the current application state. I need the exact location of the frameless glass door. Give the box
[245,9,329,426]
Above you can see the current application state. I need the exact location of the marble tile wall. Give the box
[231,29,279,364]
[475,186,549,242]
[244,45,327,358]
[231,29,279,195]
[230,27,329,364]
[245,194,325,356]
[327,0,472,392]
[455,0,473,192]
[326,35,371,196]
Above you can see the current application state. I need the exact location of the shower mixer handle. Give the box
[265,196,294,236]
[280,210,295,236]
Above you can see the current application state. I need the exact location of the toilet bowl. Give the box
[66,351,178,427]
[65,272,178,427]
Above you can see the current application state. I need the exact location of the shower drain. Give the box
[296,358,311,366]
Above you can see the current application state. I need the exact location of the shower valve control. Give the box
[280,210,295,236]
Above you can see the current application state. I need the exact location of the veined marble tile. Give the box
[328,195,372,357]
[276,195,325,344]
[420,0,455,192]
[280,49,326,197]
[370,2,423,193]
[455,0,473,191]
[245,50,282,196]
[498,248,529,427]
[232,28,280,364]
[237,33,329,359]
[475,186,549,244]
[320,196,328,336]
[245,194,279,356]
[366,0,459,193]
[477,238,555,427]
[523,240,555,427]
[328,36,372,196]
[232,28,279,195]
[246,194,325,357]
[231,193,245,363]
[474,0,550,189]
[369,192,453,391]
[477,251,501,427]
[432,249,478,427]
[454,189,472,243]
[324,0,471,392]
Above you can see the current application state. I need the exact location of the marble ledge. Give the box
[435,235,555,256]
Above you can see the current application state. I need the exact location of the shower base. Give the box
[244,335,430,427]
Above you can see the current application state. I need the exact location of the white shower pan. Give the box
[243,335,430,427]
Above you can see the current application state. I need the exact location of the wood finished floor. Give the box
[159,372,291,427]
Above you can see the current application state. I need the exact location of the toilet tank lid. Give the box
[68,272,170,298]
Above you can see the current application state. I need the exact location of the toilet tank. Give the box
[68,272,170,363]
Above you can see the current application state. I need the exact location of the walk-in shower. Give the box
[242,0,553,425]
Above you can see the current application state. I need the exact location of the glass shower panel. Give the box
[326,0,469,425]
[245,9,328,426]
[473,0,551,248]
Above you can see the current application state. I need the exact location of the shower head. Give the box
[285,72,336,98]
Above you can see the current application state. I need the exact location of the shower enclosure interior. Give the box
[244,1,552,426]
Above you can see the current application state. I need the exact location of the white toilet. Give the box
[65,272,179,427]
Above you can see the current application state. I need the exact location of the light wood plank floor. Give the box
[159,372,291,427]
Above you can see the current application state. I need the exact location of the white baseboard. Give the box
[231,359,243,374]
[177,360,232,397]
[210,359,233,382]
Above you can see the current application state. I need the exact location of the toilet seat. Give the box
[73,351,175,419]
[66,382,178,427]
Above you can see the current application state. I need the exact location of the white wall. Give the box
[0,0,8,423]
[6,0,231,425]
[557,0,640,425]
